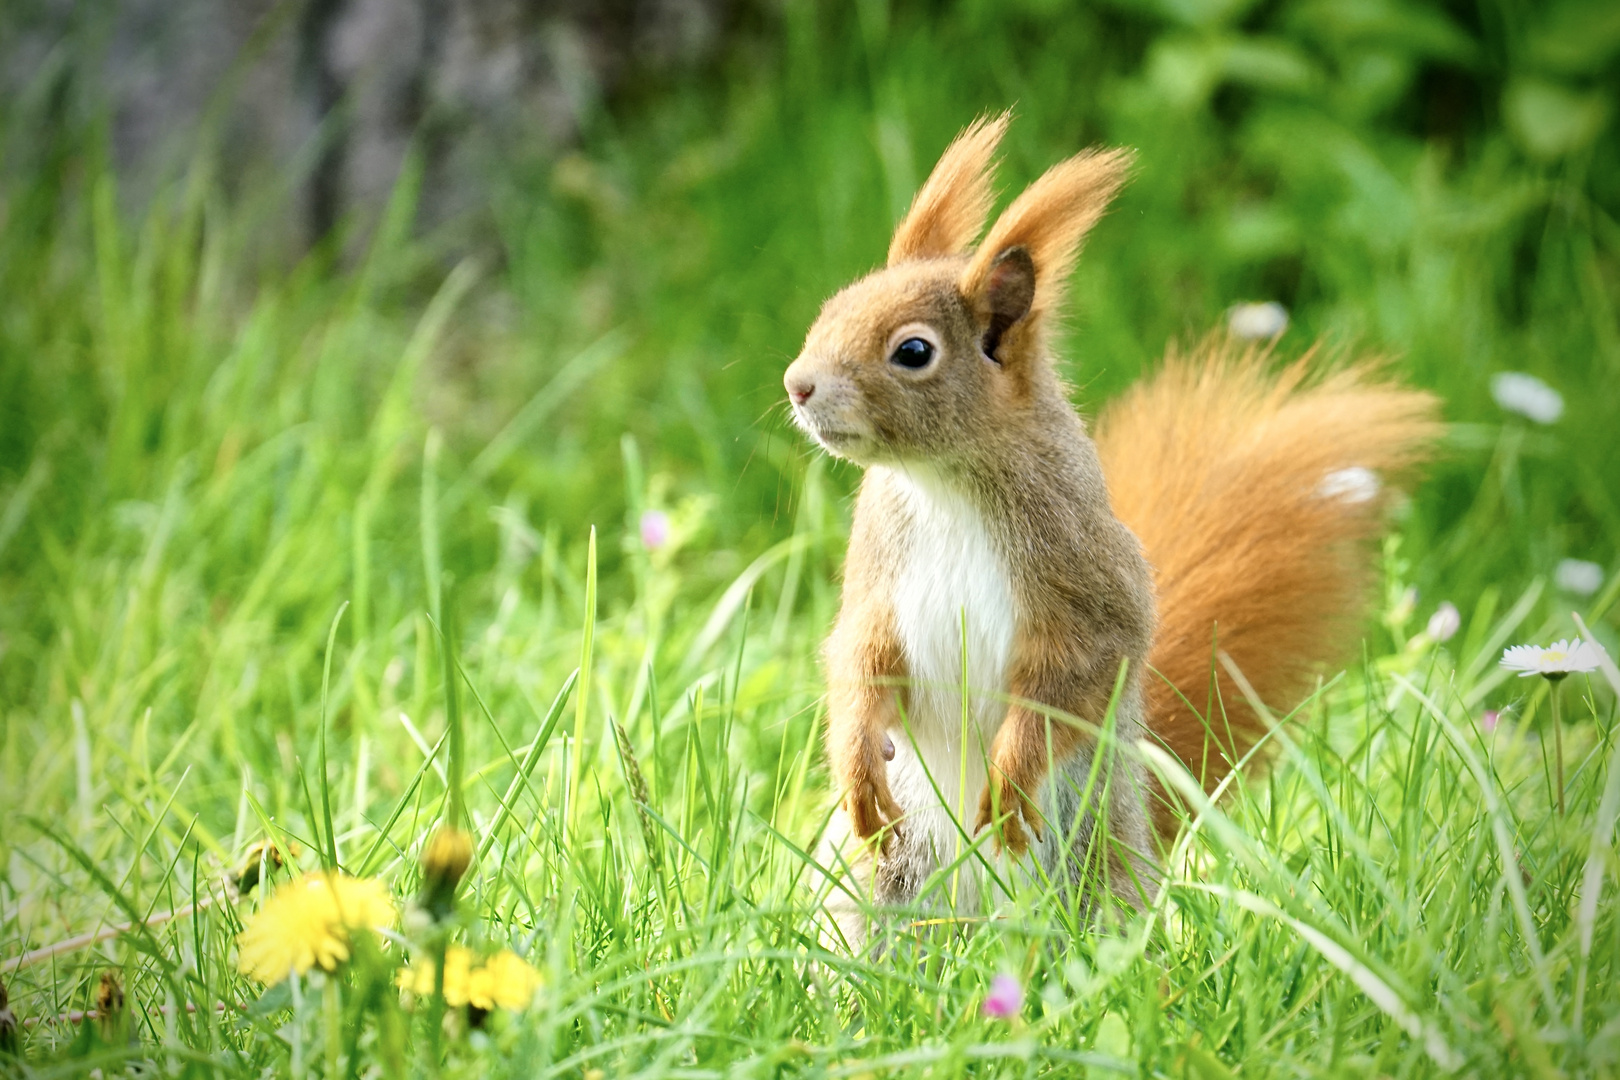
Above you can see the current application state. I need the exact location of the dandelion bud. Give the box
[0,978,17,1056]
[230,840,284,897]
[421,826,473,920]
[423,826,473,884]
[95,971,123,1016]
[96,970,126,1043]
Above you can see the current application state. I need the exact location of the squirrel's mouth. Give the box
[792,412,869,460]
[809,427,859,446]
[809,427,862,457]
[789,390,881,461]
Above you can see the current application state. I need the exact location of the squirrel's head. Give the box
[785,113,1132,466]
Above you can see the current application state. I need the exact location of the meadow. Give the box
[3,0,1619,1075]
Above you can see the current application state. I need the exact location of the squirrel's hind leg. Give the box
[812,806,880,954]
[814,789,975,955]
[1034,739,1161,925]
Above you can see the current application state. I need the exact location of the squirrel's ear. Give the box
[887,112,1010,266]
[959,147,1133,330]
[980,247,1035,362]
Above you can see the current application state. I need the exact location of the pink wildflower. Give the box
[982,973,1023,1019]
[639,510,670,551]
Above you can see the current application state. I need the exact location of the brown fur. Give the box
[1094,342,1441,832]
[959,149,1134,332]
[821,517,907,847]
[789,123,1153,863]
[887,112,1009,266]
[785,117,1439,937]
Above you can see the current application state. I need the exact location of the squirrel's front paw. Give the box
[846,779,904,853]
[844,737,904,852]
[974,767,1042,857]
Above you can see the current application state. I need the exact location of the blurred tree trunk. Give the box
[1,0,732,247]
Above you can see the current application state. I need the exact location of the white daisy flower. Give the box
[1499,638,1604,679]
[1554,558,1603,597]
[1490,371,1564,424]
[1427,601,1460,642]
[1228,301,1289,340]
[1317,466,1380,504]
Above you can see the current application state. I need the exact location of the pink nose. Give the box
[786,377,815,406]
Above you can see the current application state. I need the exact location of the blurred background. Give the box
[1,0,1617,779]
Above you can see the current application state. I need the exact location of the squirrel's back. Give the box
[1093,337,1441,832]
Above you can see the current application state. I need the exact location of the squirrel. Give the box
[783,113,1440,949]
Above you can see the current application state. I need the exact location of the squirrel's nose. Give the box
[786,373,815,406]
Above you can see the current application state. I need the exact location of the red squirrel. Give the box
[784,114,1440,947]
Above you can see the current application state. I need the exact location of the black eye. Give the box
[890,337,935,369]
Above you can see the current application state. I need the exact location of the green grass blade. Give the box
[317,600,348,870]
[567,526,597,839]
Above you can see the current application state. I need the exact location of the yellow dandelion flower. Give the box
[466,966,495,1011]
[441,945,474,1007]
[237,872,395,985]
[396,953,436,997]
[477,949,541,1011]
[396,945,476,1005]
[395,946,538,1012]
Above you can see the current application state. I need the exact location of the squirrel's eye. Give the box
[890,337,935,369]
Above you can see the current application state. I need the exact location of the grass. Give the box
[3,0,1620,1075]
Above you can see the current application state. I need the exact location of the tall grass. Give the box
[3,0,1619,1074]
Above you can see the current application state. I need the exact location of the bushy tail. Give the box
[1093,336,1442,833]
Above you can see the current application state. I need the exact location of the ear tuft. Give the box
[960,146,1134,326]
[981,247,1034,361]
[887,111,1011,266]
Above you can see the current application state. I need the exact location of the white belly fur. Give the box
[881,464,1016,893]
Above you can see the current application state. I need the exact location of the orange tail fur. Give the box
[1093,336,1442,833]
